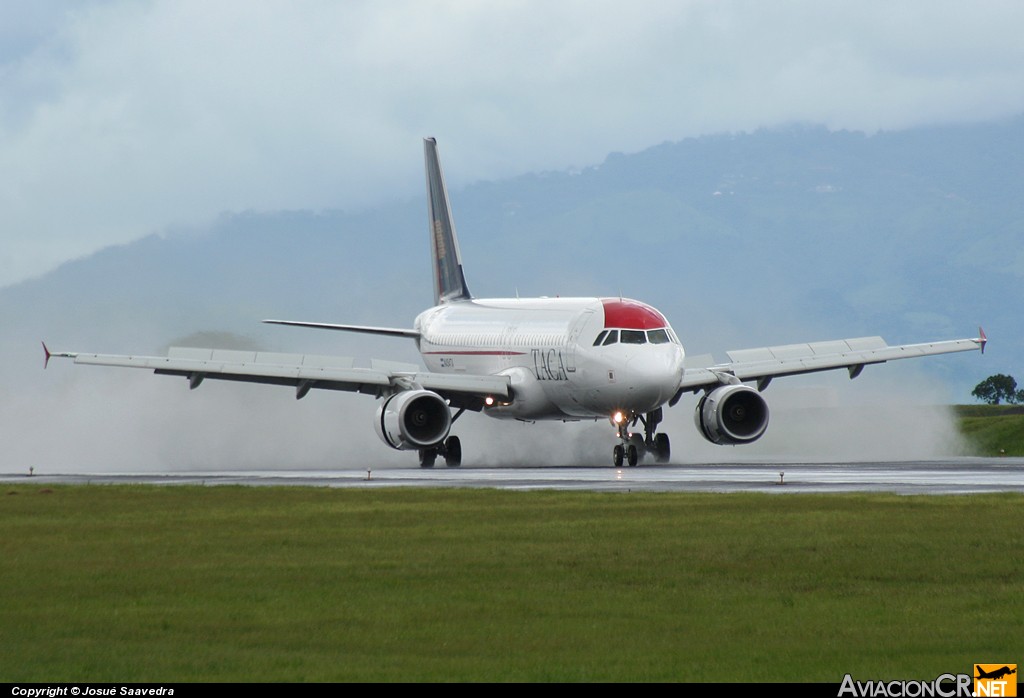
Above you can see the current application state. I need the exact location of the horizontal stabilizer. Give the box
[263,319,420,339]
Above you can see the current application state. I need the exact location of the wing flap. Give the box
[67,347,510,406]
[167,347,356,369]
[725,336,887,363]
[74,350,389,388]
[678,335,984,392]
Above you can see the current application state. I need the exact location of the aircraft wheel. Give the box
[613,444,624,467]
[418,448,436,468]
[626,444,639,467]
[628,433,645,465]
[444,435,462,467]
[654,433,670,463]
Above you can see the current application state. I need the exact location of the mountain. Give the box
[3,117,1020,469]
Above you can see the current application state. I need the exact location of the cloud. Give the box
[2,0,1023,287]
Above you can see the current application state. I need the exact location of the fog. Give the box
[6,346,966,475]
[447,367,968,467]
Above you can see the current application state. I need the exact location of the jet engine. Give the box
[374,389,452,450]
[694,384,769,445]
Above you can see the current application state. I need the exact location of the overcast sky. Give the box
[2,0,1023,288]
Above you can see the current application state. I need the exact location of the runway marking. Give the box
[4,459,1024,494]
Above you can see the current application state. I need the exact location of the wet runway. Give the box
[4,458,1024,494]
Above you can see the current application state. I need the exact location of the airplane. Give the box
[43,138,988,467]
[975,666,1016,681]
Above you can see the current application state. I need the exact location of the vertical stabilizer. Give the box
[424,137,472,304]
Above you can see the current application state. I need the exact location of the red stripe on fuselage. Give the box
[601,298,668,330]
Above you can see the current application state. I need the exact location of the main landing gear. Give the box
[418,435,462,468]
[612,408,671,467]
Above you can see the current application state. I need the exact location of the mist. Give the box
[12,368,408,474]
[454,367,967,467]
[7,346,967,475]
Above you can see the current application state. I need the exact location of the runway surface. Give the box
[4,458,1024,494]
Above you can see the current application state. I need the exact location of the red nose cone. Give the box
[601,298,668,330]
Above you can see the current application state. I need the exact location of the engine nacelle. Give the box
[694,384,770,445]
[374,390,452,451]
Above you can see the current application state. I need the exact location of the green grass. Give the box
[956,404,1024,456]
[1,486,1021,682]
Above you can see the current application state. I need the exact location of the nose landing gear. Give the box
[611,408,671,466]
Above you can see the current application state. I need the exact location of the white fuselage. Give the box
[415,297,685,420]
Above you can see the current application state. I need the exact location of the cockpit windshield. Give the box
[594,327,677,346]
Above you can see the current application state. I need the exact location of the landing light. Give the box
[612,411,624,424]
[485,396,495,406]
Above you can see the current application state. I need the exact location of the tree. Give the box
[971,374,1024,405]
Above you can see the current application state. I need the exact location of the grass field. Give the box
[1,485,1021,682]
[956,405,1024,456]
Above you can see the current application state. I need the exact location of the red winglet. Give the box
[42,341,52,369]
[978,327,987,355]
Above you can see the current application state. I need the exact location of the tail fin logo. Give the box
[433,221,448,259]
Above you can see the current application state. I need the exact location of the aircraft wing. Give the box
[44,346,511,411]
[676,332,986,395]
